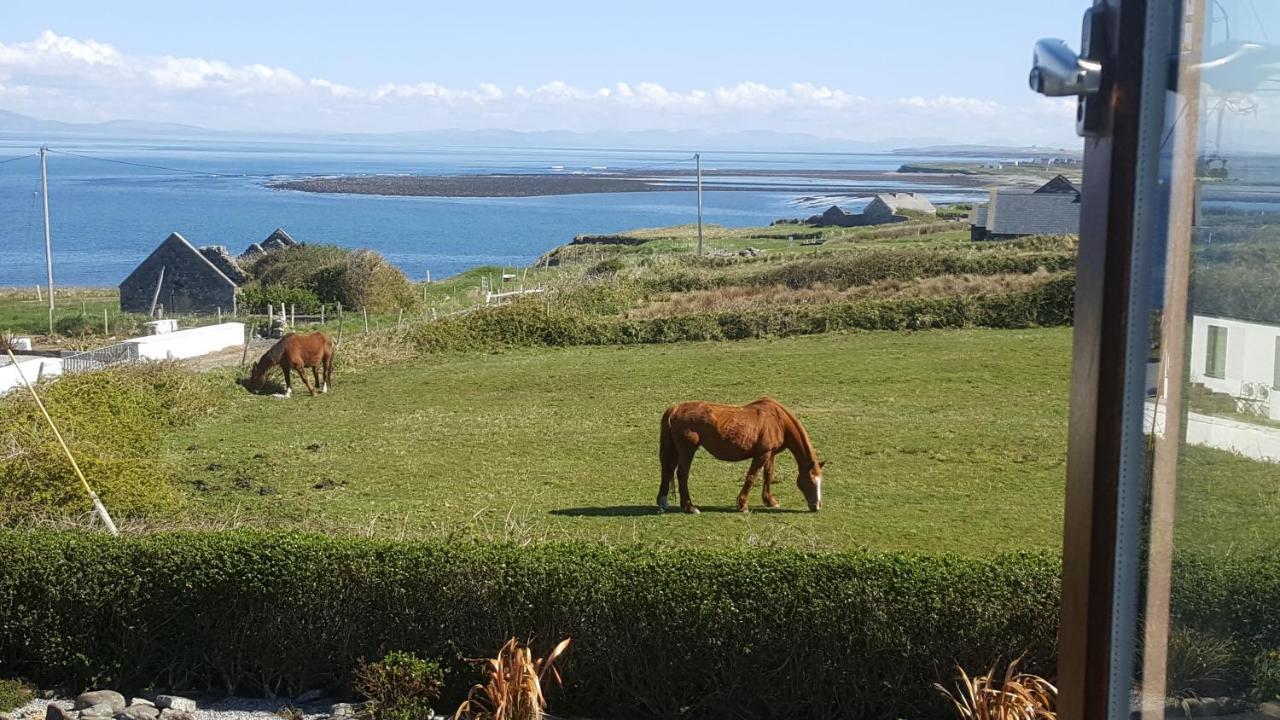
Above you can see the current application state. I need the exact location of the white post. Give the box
[35,285,42,302]
[362,308,369,333]
[103,309,109,335]
[217,307,222,324]
[290,304,295,328]
[40,145,54,335]
[321,304,326,324]
[695,151,704,257]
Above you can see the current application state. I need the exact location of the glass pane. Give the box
[1137,1,1280,717]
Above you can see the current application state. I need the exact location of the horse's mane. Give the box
[755,396,818,466]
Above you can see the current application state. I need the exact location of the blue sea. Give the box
[0,135,988,286]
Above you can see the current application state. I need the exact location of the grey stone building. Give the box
[119,232,241,315]
[806,192,936,228]
[969,175,1081,241]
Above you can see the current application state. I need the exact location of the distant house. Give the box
[970,175,1081,240]
[806,192,936,228]
[119,232,242,315]
[1189,314,1280,421]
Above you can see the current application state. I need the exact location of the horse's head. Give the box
[797,460,826,512]
[246,353,273,393]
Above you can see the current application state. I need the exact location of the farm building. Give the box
[1189,313,1280,421]
[119,232,243,315]
[806,193,936,228]
[969,175,1081,240]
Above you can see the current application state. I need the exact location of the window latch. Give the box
[1030,6,1107,136]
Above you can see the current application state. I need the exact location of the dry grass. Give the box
[628,270,1058,319]
[453,637,571,720]
[935,657,1057,720]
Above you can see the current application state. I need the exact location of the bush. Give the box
[54,315,98,337]
[1165,627,1238,697]
[239,285,322,314]
[0,531,1061,719]
[0,363,233,520]
[0,678,33,712]
[1254,650,1280,700]
[241,245,418,314]
[355,651,444,720]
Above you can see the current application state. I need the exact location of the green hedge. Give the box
[0,531,1060,719]
[409,274,1075,353]
[0,533,1272,718]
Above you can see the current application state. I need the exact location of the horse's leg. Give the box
[312,365,323,393]
[737,456,765,513]
[762,452,780,508]
[677,444,699,515]
[295,362,318,396]
[282,365,293,398]
[658,423,677,511]
[323,351,334,393]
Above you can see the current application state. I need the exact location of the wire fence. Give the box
[62,341,139,375]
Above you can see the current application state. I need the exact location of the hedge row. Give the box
[2,533,1275,718]
[646,247,1076,293]
[408,274,1076,353]
[0,531,1061,719]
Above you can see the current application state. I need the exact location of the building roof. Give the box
[984,190,1081,236]
[120,232,239,290]
[873,192,937,214]
[1034,174,1080,195]
[971,205,989,228]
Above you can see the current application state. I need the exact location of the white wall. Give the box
[1146,400,1280,464]
[127,322,244,361]
[1189,314,1280,418]
[0,356,64,396]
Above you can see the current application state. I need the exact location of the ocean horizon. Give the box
[0,135,989,287]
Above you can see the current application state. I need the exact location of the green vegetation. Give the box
[355,651,445,720]
[166,329,1073,552]
[0,363,235,520]
[1253,650,1280,700]
[240,245,419,314]
[0,678,33,713]
[1,532,1273,719]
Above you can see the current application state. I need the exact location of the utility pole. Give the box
[696,151,706,254]
[40,145,54,336]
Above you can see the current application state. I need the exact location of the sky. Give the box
[0,1,1101,145]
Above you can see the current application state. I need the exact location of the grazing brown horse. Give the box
[658,396,825,514]
[248,332,335,398]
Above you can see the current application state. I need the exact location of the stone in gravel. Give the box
[45,707,75,720]
[126,703,152,710]
[75,693,126,713]
[81,703,117,720]
[328,704,359,718]
[1261,701,1280,719]
[156,711,192,720]
[115,706,159,720]
[153,698,196,713]
[293,690,323,704]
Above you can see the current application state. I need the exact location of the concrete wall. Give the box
[127,322,245,361]
[0,356,64,396]
[1189,314,1280,418]
[1146,401,1280,463]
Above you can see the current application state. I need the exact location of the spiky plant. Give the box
[453,637,571,720]
[935,656,1058,720]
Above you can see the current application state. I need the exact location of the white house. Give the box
[1189,314,1280,420]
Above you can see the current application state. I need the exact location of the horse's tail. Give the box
[657,406,679,510]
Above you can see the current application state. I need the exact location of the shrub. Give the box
[0,531,1062,719]
[355,651,444,720]
[1253,650,1280,700]
[0,678,33,712]
[241,245,418,314]
[54,315,98,337]
[239,285,323,314]
[0,363,233,520]
[1165,627,1238,697]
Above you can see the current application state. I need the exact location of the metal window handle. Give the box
[1030,6,1108,137]
[1030,39,1103,97]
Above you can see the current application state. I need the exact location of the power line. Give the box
[0,152,37,166]
[43,147,253,178]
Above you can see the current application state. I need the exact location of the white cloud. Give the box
[0,30,1080,144]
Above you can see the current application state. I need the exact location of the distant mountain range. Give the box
[0,108,1080,157]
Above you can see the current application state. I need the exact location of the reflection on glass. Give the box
[1138,1,1280,718]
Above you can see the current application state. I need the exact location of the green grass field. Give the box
[162,326,1276,555]
[166,328,1075,552]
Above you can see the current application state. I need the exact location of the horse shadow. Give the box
[236,377,285,396]
[550,505,810,517]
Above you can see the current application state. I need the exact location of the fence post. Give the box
[397,308,403,330]
[35,285,42,302]
[363,308,369,333]
[103,309,109,335]
[217,307,222,324]
[268,303,274,328]
[290,304,296,328]
[321,304,326,325]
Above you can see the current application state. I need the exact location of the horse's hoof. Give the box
[657,497,669,513]
[683,506,700,515]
